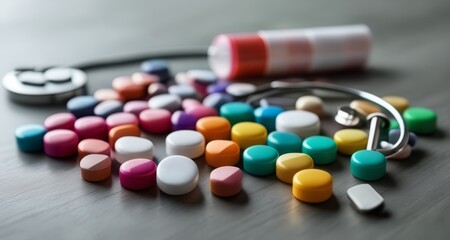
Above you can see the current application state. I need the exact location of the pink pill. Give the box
[123,100,149,116]
[74,116,107,140]
[210,166,243,197]
[44,129,79,158]
[139,109,172,134]
[106,112,138,131]
[131,72,159,87]
[44,112,76,131]
[182,98,202,110]
[119,158,157,190]
[186,105,218,120]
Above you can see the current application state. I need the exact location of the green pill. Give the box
[267,131,302,155]
[220,102,254,125]
[403,107,437,134]
[302,136,337,165]
[243,145,279,176]
[350,150,386,181]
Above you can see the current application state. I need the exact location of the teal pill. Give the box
[243,145,279,176]
[350,150,386,181]
[254,106,284,132]
[220,102,254,125]
[15,124,47,152]
[403,107,437,134]
[267,131,301,155]
[302,136,337,165]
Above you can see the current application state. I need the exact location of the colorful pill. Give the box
[382,96,409,114]
[66,95,98,118]
[80,154,111,182]
[276,153,314,184]
[254,106,284,132]
[182,98,202,110]
[166,130,205,158]
[115,136,154,164]
[94,100,123,118]
[243,145,279,176]
[157,155,199,195]
[119,158,157,190]
[403,107,437,134]
[148,94,181,112]
[77,139,111,160]
[350,150,386,181]
[207,82,229,94]
[123,100,149,116]
[231,122,267,150]
[44,112,76,131]
[205,140,240,167]
[44,129,79,158]
[267,131,302,155]
[112,76,146,101]
[388,129,417,147]
[131,72,159,88]
[171,111,198,131]
[196,116,231,142]
[74,116,107,141]
[333,129,368,155]
[106,112,138,131]
[168,84,198,99]
[202,93,233,111]
[276,110,320,139]
[302,136,337,165]
[186,105,218,120]
[140,59,171,83]
[220,102,254,125]
[93,88,124,102]
[292,169,333,203]
[295,95,324,116]
[210,166,243,197]
[108,124,141,150]
[139,109,172,134]
[350,100,381,117]
[147,82,168,97]
[15,124,46,152]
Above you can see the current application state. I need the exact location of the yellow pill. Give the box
[382,96,409,114]
[293,169,333,203]
[276,153,314,184]
[350,100,381,117]
[333,129,368,155]
[231,122,267,150]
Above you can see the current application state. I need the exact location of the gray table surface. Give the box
[1,0,450,239]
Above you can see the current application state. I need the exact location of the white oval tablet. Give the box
[381,141,412,159]
[166,130,205,158]
[347,184,384,212]
[276,110,320,139]
[168,84,198,99]
[115,136,154,164]
[157,155,199,195]
[226,83,256,97]
[148,94,182,112]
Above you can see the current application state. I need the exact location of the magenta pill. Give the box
[119,158,157,190]
[186,105,218,120]
[139,109,172,134]
[182,98,202,111]
[44,129,79,158]
[123,100,149,116]
[74,116,107,140]
[106,112,138,131]
[44,112,76,131]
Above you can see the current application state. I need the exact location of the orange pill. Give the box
[108,124,141,150]
[80,154,112,182]
[112,76,146,101]
[196,116,231,142]
[205,140,240,167]
[131,72,159,88]
[78,139,111,160]
[93,88,124,102]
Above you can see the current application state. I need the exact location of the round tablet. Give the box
[157,155,199,195]
[139,109,172,134]
[382,96,409,114]
[147,82,168,97]
[115,136,154,164]
[15,124,46,152]
[276,153,314,184]
[108,124,141,150]
[66,95,98,118]
[182,98,202,110]
[231,122,267,150]
[44,67,73,83]
[267,131,302,155]
[196,116,231,142]
[202,93,233,111]
[80,154,111,182]
[74,116,107,141]
[226,83,256,97]
[350,100,381,117]
[207,82,229,94]
[131,72,159,87]
[333,129,368,155]
[403,107,437,134]
[123,100,149,116]
[148,94,181,112]
[205,140,240,167]
[350,150,386,181]
[243,145,279,176]
[44,112,76,131]
[106,112,138,131]
[93,100,123,118]
[220,102,254,125]
[44,129,79,158]
[93,88,124,102]
[77,139,110,160]
[186,105,218,120]
[210,166,243,197]
[168,84,198,99]
[388,129,417,147]
[112,76,146,101]
[292,169,333,203]
[171,111,198,131]
[140,59,171,83]
[119,158,157,190]
[166,130,205,158]
[302,136,337,165]
[276,110,320,139]
[295,95,324,116]
[254,106,284,132]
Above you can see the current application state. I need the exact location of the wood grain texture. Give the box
[1,0,450,239]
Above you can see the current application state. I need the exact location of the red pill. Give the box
[139,109,172,134]
[44,129,79,158]
[44,112,76,131]
[74,116,107,141]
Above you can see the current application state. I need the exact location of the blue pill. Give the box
[388,129,417,147]
[15,124,47,152]
[94,100,123,118]
[140,60,171,83]
[220,102,254,125]
[254,106,284,132]
[66,95,98,118]
[243,145,279,176]
[267,131,302,155]
[186,70,218,85]
[203,93,233,110]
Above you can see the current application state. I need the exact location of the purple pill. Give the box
[171,111,198,131]
[207,82,230,94]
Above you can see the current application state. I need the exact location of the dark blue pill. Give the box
[66,95,98,118]
[140,60,171,83]
[388,129,417,147]
[94,100,123,118]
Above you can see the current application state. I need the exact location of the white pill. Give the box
[380,141,412,159]
[148,94,182,112]
[276,110,320,139]
[166,130,205,158]
[115,136,154,164]
[168,84,198,99]
[157,155,199,195]
[347,184,384,212]
[295,95,324,116]
[226,83,256,97]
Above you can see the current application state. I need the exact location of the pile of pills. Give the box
[15,59,438,211]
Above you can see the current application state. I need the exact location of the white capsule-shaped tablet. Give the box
[115,136,154,164]
[347,184,384,212]
[380,141,412,160]
[148,94,182,112]
[166,130,205,158]
[157,155,199,195]
[226,83,256,97]
[276,110,320,139]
